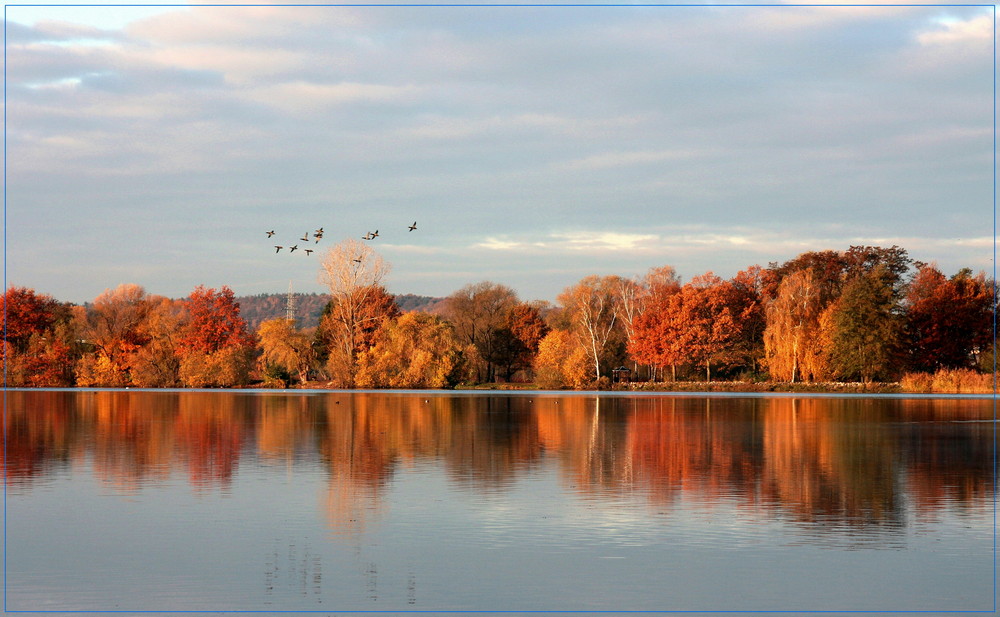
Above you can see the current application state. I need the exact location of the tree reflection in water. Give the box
[3,390,992,540]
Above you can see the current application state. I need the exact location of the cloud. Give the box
[245,81,422,113]
[4,4,992,303]
[916,14,993,46]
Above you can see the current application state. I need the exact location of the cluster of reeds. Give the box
[900,369,996,394]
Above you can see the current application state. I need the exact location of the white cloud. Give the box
[551,231,659,251]
[917,14,993,46]
[245,81,422,113]
[144,45,305,84]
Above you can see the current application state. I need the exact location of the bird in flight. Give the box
[289,245,298,252]
[408,221,417,231]
[274,246,283,253]
[304,249,314,256]
[266,230,275,238]
[300,233,310,242]
[352,256,362,264]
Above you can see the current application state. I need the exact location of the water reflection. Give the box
[4,390,992,539]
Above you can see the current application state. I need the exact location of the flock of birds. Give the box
[267,227,324,255]
[265,222,418,259]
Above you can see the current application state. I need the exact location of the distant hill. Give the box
[394,293,449,315]
[235,292,447,331]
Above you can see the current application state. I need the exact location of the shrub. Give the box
[900,368,995,393]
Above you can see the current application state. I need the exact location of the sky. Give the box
[4,1,995,305]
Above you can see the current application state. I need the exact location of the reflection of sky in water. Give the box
[4,390,994,613]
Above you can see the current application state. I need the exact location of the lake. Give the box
[3,389,994,614]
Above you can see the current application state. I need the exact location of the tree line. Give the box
[3,240,994,389]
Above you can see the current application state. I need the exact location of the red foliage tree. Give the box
[629,276,683,381]
[906,265,994,372]
[2,287,61,351]
[675,273,737,381]
[178,285,254,354]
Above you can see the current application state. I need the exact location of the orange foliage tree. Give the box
[628,268,683,381]
[75,284,154,387]
[130,297,187,387]
[176,285,255,388]
[673,273,737,381]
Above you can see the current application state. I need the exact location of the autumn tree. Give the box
[3,286,63,351]
[671,273,738,381]
[763,269,830,382]
[767,250,847,302]
[130,296,186,388]
[258,318,317,386]
[627,266,682,381]
[315,284,400,380]
[318,238,392,387]
[176,285,255,388]
[533,328,591,389]
[443,281,520,383]
[905,264,994,372]
[558,275,625,381]
[75,284,154,387]
[2,287,75,386]
[501,302,551,381]
[355,312,467,389]
[723,265,772,375]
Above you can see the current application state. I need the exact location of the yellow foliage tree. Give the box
[533,329,591,389]
[257,318,315,385]
[179,346,254,388]
[763,269,830,382]
[355,312,464,389]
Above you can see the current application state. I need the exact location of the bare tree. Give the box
[318,238,391,387]
[558,275,622,382]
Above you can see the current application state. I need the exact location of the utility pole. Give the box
[285,280,296,324]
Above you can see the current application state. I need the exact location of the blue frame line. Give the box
[4,4,9,616]
[993,3,998,615]
[2,2,999,6]
[0,609,994,615]
[2,2,996,615]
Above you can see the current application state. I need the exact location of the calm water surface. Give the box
[3,390,995,614]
